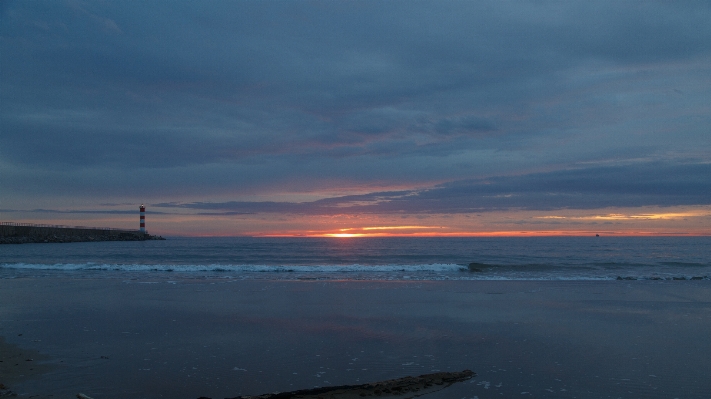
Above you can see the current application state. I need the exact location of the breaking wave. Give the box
[1,262,709,281]
[0,262,466,273]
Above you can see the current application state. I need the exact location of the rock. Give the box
[222,370,476,399]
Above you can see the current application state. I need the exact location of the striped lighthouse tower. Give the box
[139,204,146,234]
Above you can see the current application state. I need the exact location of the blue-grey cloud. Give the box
[153,161,711,215]
[0,209,173,215]
[1,1,710,212]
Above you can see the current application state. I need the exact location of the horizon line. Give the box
[168,231,711,238]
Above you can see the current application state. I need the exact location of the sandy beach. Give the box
[1,277,710,398]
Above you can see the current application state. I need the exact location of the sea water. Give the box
[1,236,709,281]
[2,237,711,398]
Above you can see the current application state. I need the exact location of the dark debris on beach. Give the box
[205,370,475,399]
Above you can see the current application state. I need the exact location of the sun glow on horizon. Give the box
[12,204,709,237]
[338,225,442,232]
[255,230,710,238]
[323,233,369,238]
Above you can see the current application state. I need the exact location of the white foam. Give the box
[0,262,466,273]
[2,262,707,281]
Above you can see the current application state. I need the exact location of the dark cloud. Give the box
[1,1,710,215]
[153,162,711,215]
[433,116,497,136]
[0,209,173,215]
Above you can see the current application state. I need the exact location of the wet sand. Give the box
[1,277,710,398]
[0,336,54,395]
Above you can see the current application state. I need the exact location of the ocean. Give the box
[1,236,710,281]
[2,237,711,398]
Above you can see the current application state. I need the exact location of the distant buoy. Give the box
[140,204,146,233]
[596,234,599,237]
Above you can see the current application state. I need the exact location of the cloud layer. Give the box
[151,162,711,215]
[1,1,710,233]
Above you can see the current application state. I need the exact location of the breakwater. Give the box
[0,222,164,244]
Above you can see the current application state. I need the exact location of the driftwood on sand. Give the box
[208,370,476,399]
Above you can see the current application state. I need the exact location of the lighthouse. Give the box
[140,204,146,233]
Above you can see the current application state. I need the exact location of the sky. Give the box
[1,0,710,237]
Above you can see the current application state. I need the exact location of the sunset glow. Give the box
[9,204,711,237]
[322,233,369,238]
[262,231,710,238]
[335,226,443,232]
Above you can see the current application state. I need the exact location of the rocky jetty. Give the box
[0,223,165,244]
[0,233,164,244]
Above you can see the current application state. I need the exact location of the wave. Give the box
[2,262,709,281]
[0,262,467,273]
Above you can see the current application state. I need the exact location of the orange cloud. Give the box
[536,210,711,221]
